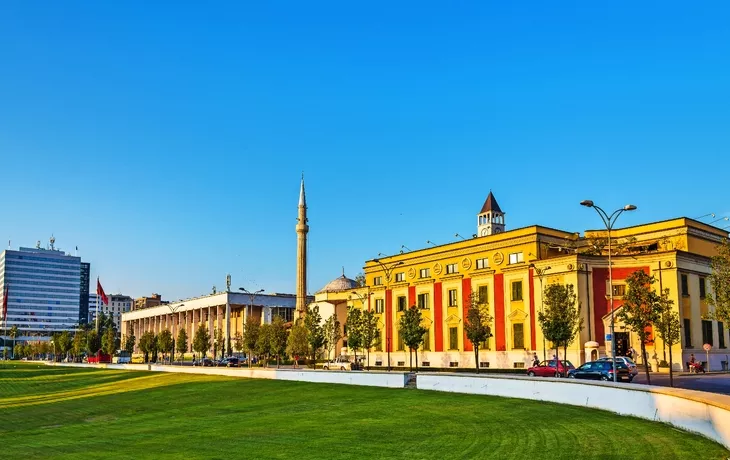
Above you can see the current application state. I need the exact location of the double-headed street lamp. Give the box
[581,200,637,382]
[372,258,404,372]
[166,303,184,364]
[239,288,265,322]
[530,264,551,362]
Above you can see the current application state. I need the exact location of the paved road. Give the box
[631,372,730,395]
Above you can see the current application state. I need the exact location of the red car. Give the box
[526,360,575,377]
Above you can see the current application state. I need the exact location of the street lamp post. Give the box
[372,258,404,372]
[166,303,184,364]
[530,264,551,362]
[239,288,265,323]
[581,200,637,382]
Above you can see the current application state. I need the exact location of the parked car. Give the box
[217,357,240,368]
[193,357,215,367]
[568,360,632,382]
[597,356,638,377]
[526,360,575,377]
[323,355,353,371]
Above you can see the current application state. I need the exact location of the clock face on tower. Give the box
[481,228,489,236]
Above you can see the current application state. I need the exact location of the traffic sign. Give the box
[703,343,712,351]
[605,334,612,341]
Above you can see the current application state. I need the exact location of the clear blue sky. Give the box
[1,2,728,300]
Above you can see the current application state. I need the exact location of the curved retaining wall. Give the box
[416,373,730,449]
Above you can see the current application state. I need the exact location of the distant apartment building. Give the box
[89,294,133,331]
[0,239,81,341]
[79,262,90,324]
[134,293,164,311]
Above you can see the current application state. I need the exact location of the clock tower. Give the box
[477,191,505,237]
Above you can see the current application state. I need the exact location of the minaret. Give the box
[296,175,309,313]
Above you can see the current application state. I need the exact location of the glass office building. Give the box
[0,246,81,341]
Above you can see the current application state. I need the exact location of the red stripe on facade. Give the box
[494,273,505,351]
[462,277,473,351]
[434,282,443,352]
[592,266,649,342]
[385,289,393,352]
[529,268,536,351]
[408,286,416,308]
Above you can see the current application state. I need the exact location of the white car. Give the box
[598,356,638,376]
[322,356,353,371]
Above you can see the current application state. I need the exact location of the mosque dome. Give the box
[318,274,359,293]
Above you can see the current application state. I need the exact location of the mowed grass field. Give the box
[0,364,728,460]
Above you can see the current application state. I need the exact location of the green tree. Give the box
[158,329,173,363]
[243,317,260,368]
[14,343,24,359]
[617,270,663,385]
[286,322,309,368]
[303,305,324,366]
[56,331,72,361]
[102,327,116,357]
[233,332,244,355]
[398,306,428,371]
[323,313,342,361]
[538,283,583,378]
[123,333,135,355]
[464,292,494,374]
[9,326,19,359]
[655,289,680,387]
[213,327,225,360]
[707,238,730,322]
[73,329,87,360]
[360,309,380,371]
[86,330,101,356]
[346,307,363,366]
[256,324,272,367]
[138,331,156,363]
[176,328,188,364]
[269,316,288,368]
[193,324,211,360]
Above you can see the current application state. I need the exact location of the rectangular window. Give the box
[702,320,713,346]
[375,332,383,351]
[448,289,458,307]
[397,296,407,312]
[681,274,689,296]
[699,277,706,299]
[683,318,692,348]
[375,299,385,314]
[508,252,524,265]
[449,327,458,350]
[395,272,405,283]
[417,293,430,310]
[719,322,726,349]
[397,331,404,351]
[419,268,430,279]
[478,285,489,304]
[511,281,523,301]
[373,276,383,286]
[476,258,489,269]
[611,284,626,297]
[513,323,524,349]
[445,263,458,274]
[422,329,430,351]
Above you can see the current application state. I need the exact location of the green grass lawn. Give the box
[1,363,728,459]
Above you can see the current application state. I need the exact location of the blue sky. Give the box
[1,2,728,299]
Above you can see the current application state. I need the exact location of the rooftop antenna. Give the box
[401,245,411,253]
[455,233,466,240]
[49,235,56,251]
[426,240,437,247]
[36,240,41,249]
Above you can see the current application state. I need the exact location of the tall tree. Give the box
[303,305,324,366]
[360,309,380,371]
[176,328,188,364]
[213,327,225,360]
[102,327,116,357]
[538,283,583,377]
[73,328,87,359]
[57,331,72,360]
[138,331,156,363]
[346,307,363,366]
[617,270,663,384]
[655,289,680,387]
[193,324,211,360]
[256,324,273,367]
[243,317,260,368]
[269,316,288,368]
[464,292,494,374]
[323,313,342,361]
[123,333,136,355]
[398,306,428,371]
[233,332,244,355]
[707,238,730,322]
[86,330,101,356]
[286,322,309,368]
[157,329,173,362]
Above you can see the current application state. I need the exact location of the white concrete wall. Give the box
[416,373,730,449]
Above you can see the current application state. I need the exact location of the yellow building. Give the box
[344,193,729,371]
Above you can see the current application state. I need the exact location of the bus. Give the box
[112,350,132,364]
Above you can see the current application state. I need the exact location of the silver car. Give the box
[598,356,638,376]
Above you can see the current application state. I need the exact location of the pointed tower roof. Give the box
[480,191,502,214]
[299,174,306,207]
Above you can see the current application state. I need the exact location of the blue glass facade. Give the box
[0,247,81,340]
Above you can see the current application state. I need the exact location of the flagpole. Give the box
[96,278,100,333]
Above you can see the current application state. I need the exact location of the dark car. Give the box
[193,357,215,367]
[218,357,240,368]
[568,360,632,382]
[527,360,575,377]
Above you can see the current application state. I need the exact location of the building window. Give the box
[448,289,458,307]
[719,322,726,349]
[397,296,407,312]
[478,285,489,304]
[683,318,692,348]
[375,332,383,351]
[449,327,458,350]
[397,331,405,351]
[422,329,430,351]
[511,281,523,301]
[419,268,430,278]
[417,293,430,310]
[375,299,385,314]
[508,252,524,265]
[374,276,383,286]
[700,277,706,299]
[611,284,626,297]
[446,263,458,274]
[702,320,713,346]
[395,272,405,283]
[476,258,489,270]
[681,274,689,296]
[513,323,525,349]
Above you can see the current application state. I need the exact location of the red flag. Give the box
[97,278,109,305]
[2,285,8,322]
